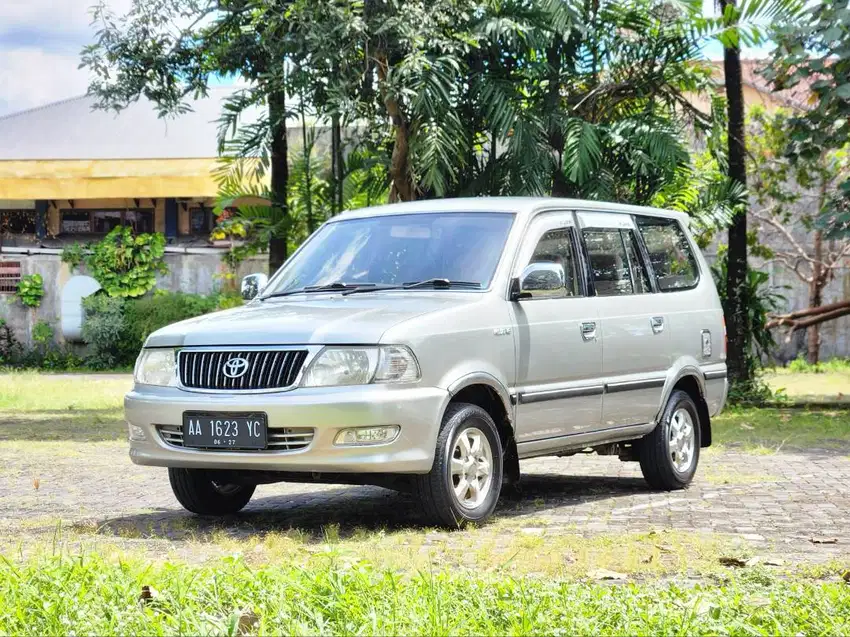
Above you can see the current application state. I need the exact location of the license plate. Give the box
[182,412,268,450]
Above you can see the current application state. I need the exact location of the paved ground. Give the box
[1,439,848,562]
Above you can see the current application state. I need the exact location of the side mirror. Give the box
[514,262,565,300]
[241,273,269,300]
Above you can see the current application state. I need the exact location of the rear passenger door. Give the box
[577,212,670,429]
[510,211,603,443]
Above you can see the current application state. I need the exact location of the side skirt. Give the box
[516,422,656,460]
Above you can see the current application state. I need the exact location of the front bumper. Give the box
[125,384,449,474]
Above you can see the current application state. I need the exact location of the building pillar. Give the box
[165,198,178,239]
[35,200,48,240]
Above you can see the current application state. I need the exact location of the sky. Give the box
[0,0,131,116]
[0,0,773,119]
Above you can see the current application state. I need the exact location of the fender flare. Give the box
[446,372,515,428]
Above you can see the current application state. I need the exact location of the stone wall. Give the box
[0,249,266,349]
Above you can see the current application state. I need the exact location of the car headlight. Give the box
[301,346,420,387]
[134,349,177,387]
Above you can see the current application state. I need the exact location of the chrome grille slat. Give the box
[178,349,308,391]
[156,425,313,452]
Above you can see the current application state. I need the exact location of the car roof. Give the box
[334,197,691,225]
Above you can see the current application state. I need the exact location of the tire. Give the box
[168,468,256,515]
[414,402,504,528]
[638,389,701,490]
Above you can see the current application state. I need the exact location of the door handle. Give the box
[650,316,665,334]
[580,321,597,342]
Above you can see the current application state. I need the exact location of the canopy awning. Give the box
[0,158,221,200]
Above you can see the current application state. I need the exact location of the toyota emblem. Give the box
[222,356,250,379]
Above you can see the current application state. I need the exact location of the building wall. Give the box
[0,251,266,349]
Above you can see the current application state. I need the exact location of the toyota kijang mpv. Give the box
[126,197,727,526]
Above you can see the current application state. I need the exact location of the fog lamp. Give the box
[333,425,400,446]
[128,424,147,441]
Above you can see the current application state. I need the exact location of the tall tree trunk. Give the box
[331,112,344,213]
[720,0,750,385]
[546,39,568,197]
[268,91,289,274]
[807,229,824,365]
[299,94,314,234]
[376,53,415,202]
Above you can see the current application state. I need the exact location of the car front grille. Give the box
[178,349,308,391]
[157,425,315,452]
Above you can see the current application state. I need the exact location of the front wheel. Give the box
[414,403,504,527]
[638,390,701,490]
[168,468,255,515]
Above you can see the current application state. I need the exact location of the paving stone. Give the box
[0,443,848,563]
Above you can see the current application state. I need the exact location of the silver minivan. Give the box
[126,198,727,526]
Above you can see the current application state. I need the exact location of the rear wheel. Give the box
[168,468,255,515]
[414,403,503,527]
[638,389,701,490]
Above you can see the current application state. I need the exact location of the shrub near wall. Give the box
[81,291,236,369]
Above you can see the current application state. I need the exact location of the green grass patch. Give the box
[713,407,850,451]
[0,551,847,636]
[0,372,129,441]
[763,369,850,404]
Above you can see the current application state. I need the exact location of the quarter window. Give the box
[583,229,651,297]
[636,216,699,291]
[523,227,580,299]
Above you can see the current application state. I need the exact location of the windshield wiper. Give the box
[404,278,481,290]
[260,282,377,300]
[342,278,481,295]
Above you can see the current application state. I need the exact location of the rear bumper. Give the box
[125,384,448,474]
[702,364,728,417]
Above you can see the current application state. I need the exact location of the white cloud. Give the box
[0,0,131,115]
[2,0,132,37]
[0,48,92,115]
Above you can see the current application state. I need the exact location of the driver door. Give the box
[510,211,604,443]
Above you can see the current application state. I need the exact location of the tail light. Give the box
[722,316,727,358]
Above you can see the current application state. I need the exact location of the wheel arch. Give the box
[661,369,712,448]
[445,373,519,483]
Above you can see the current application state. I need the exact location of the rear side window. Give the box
[636,216,699,291]
[583,229,651,297]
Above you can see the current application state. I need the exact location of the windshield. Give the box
[265,212,515,296]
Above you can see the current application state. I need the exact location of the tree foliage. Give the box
[763,0,850,236]
[84,227,168,298]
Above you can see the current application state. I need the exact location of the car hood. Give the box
[144,292,481,347]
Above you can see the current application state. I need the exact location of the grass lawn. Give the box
[0,372,129,442]
[0,551,848,635]
[763,366,850,403]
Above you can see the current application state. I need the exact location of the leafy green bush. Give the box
[85,227,167,298]
[81,290,230,368]
[711,250,786,404]
[81,294,131,369]
[788,355,850,374]
[0,319,22,365]
[60,243,85,272]
[123,292,220,355]
[16,273,44,308]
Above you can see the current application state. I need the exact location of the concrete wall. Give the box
[0,250,267,349]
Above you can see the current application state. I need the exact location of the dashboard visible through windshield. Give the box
[263,212,516,296]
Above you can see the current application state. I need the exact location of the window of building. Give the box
[523,227,580,298]
[0,261,21,294]
[0,210,36,235]
[583,228,651,297]
[189,207,214,235]
[635,216,699,291]
[60,209,154,235]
